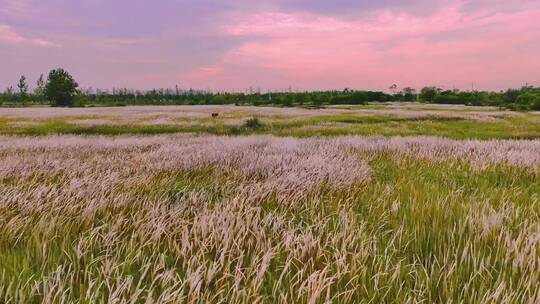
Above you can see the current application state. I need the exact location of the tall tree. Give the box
[35,74,45,95]
[44,68,79,107]
[17,75,29,98]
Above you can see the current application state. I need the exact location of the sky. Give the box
[1,0,539,92]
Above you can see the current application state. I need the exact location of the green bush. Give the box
[244,117,262,129]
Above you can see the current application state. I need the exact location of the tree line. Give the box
[1,69,539,110]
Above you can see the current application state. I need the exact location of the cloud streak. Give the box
[0,25,58,48]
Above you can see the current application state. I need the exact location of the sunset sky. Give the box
[1,0,539,91]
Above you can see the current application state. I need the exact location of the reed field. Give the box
[0,104,539,303]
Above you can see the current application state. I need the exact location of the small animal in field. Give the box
[211,113,219,118]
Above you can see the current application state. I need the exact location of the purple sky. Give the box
[1,0,539,91]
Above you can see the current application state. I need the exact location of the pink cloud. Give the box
[0,25,58,48]
[190,66,225,78]
[223,2,540,90]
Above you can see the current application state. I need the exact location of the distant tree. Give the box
[434,91,461,104]
[296,93,310,105]
[282,94,294,107]
[350,91,368,104]
[531,95,540,111]
[1,86,15,105]
[516,92,536,105]
[402,87,417,101]
[420,87,441,102]
[44,68,79,107]
[516,92,540,110]
[209,94,227,105]
[17,75,29,99]
[312,94,324,107]
[389,84,398,94]
[35,74,45,95]
[503,89,520,104]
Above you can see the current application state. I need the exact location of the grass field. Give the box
[0,104,539,303]
[0,103,539,139]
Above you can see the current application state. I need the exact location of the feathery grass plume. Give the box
[0,134,538,302]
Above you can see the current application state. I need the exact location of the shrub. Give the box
[243,117,262,129]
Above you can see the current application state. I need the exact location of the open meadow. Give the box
[1,103,540,139]
[1,104,539,303]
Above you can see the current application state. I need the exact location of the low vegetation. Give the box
[0,104,539,139]
[0,135,538,303]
